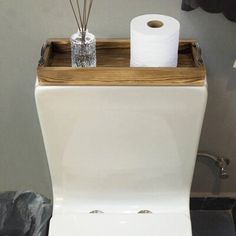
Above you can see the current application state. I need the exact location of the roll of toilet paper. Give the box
[130,14,180,67]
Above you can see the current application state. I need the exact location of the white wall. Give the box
[0,0,235,198]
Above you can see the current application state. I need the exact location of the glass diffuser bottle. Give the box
[71,30,96,67]
[69,0,96,68]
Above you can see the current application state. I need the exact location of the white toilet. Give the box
[35,80,207,235]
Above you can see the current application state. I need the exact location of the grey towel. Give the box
[0,191,52,236]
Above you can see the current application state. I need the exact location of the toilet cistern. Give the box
[35,39,207,236]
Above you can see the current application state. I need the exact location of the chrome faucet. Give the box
[197,152,230,179]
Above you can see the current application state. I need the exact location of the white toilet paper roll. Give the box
[130,14,180,67]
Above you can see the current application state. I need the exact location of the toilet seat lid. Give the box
[49,212,192,236]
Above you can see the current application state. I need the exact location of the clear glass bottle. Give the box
[70,30,96,68]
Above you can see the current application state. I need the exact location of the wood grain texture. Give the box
[37,39,206,86]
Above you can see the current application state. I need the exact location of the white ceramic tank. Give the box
[35,81,207,236]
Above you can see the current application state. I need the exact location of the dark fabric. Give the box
[181,0,236,22]
[0,191,52,236]
[223,0,236,22]
[182,0,199,11]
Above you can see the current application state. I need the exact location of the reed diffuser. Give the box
[69,0,96,67]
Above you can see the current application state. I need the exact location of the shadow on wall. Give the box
[181,0,236,22]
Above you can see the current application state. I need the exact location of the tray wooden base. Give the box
[37,39,206,86]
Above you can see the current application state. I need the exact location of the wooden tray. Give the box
[37,39,206,86]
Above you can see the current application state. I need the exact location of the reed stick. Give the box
[76,0,83,30]
[85,0,93,30]
[69,0,81,31]
[83,0,87,31]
